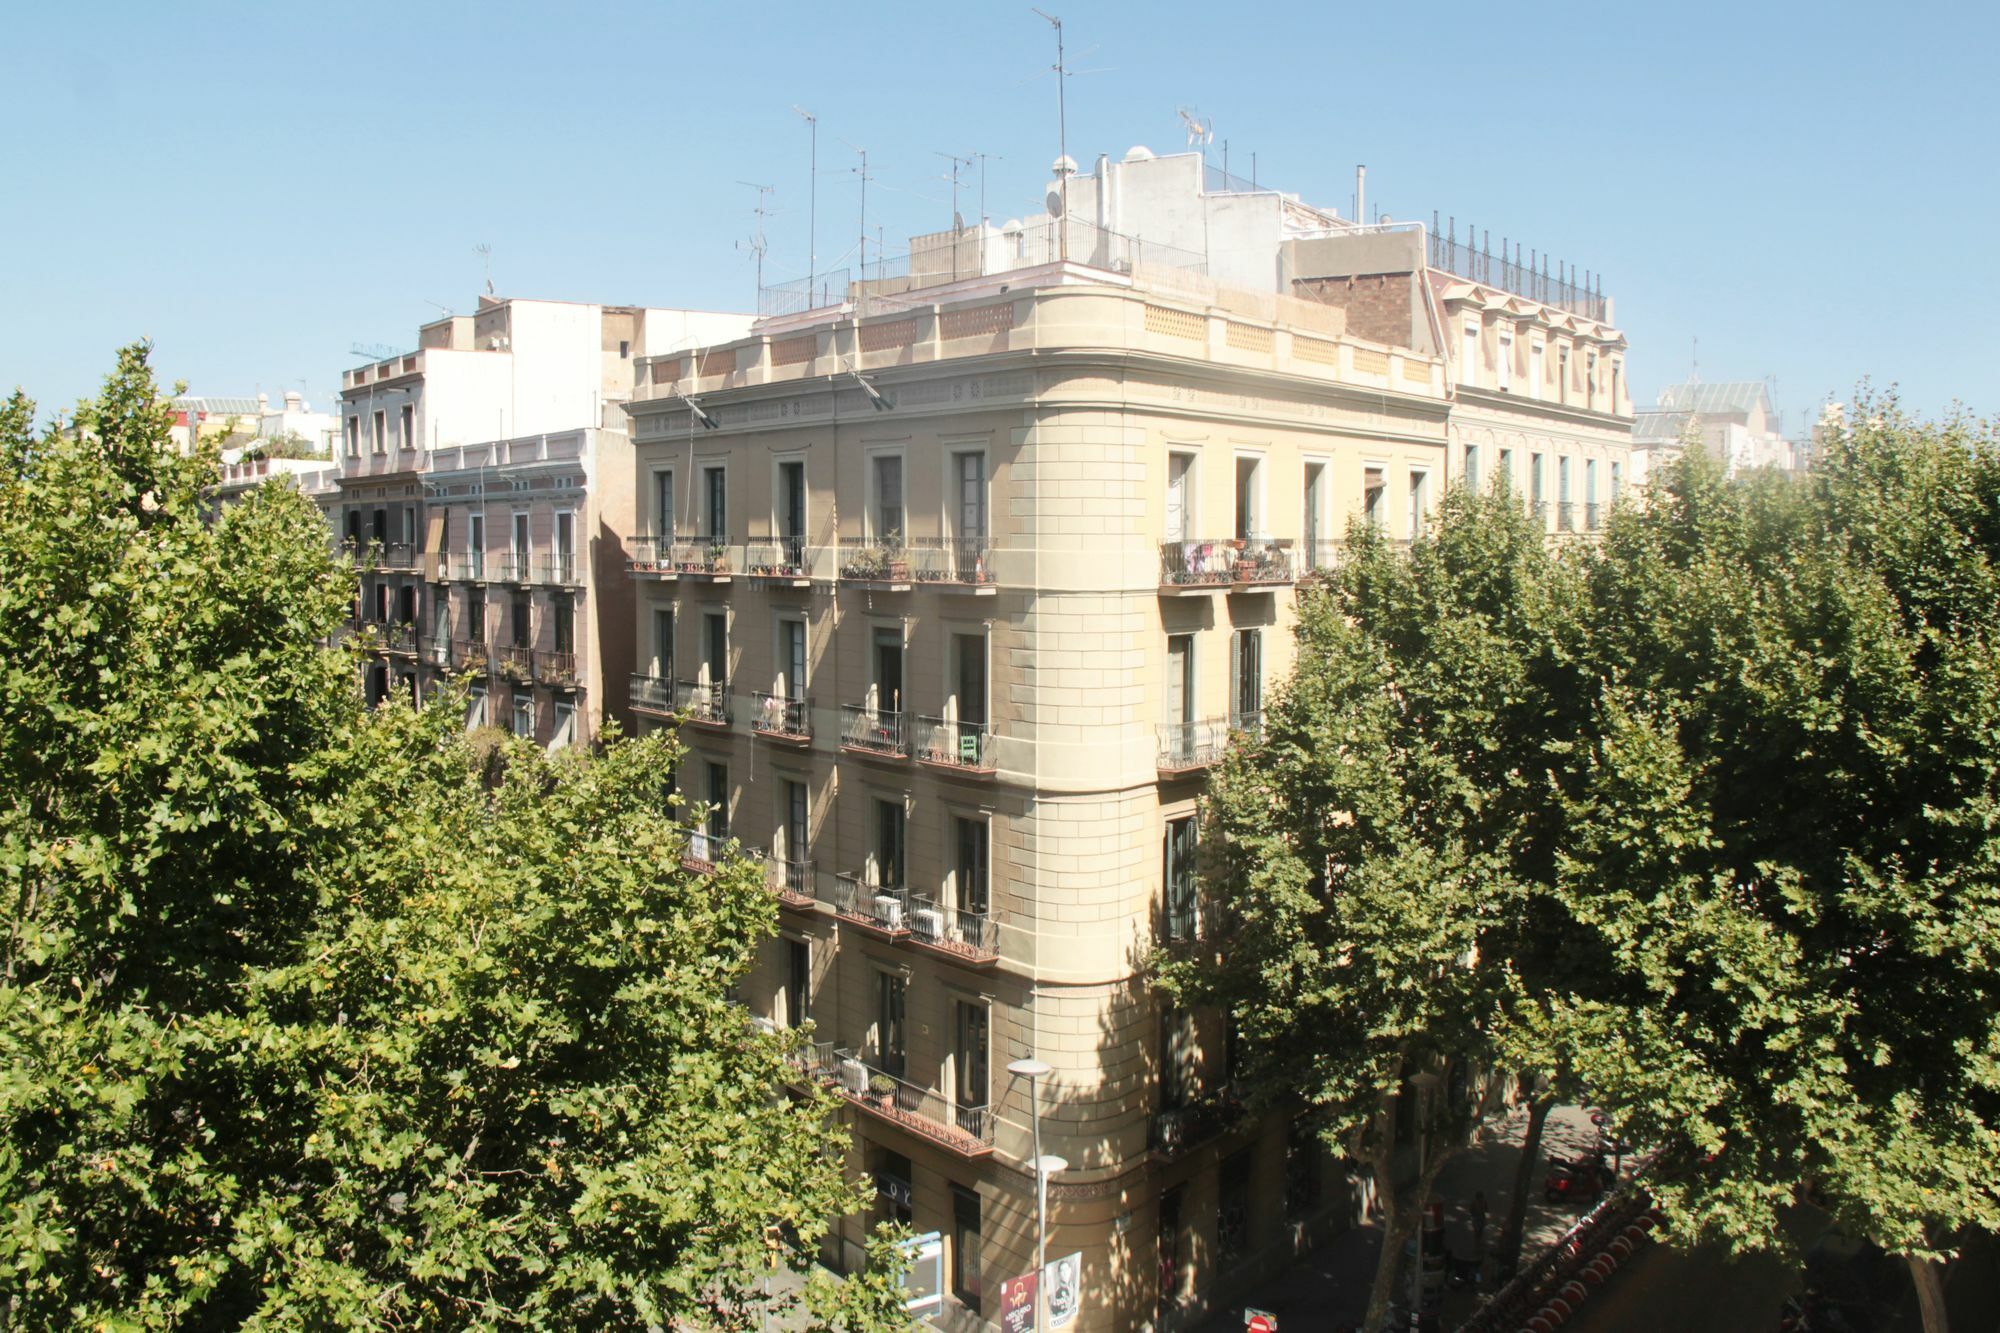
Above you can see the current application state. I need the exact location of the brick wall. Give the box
[1291,272,1417,349]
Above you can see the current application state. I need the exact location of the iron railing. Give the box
[832,874,908,932]
[535,554,580,586]
[629,673,674,712]
[1158,718,1229,772]
[497,645,534,682]
[1557,502,1578,533]
[753,692,811,741]
[785,1038,839,1083]
[418,635,451,667]
[451,639,490,674]
[744,536,809,580]
[674,679,731,726]
[383,624,419,656]
[833,1048,995,1151]
[1159,539,1236,589]
[1150,1088,1245,1160]
[907,894,999,962]
[910,536,995,587]
[758,268,851,319]
[668,539,733,577]
[447,553,491,581]
[494,552,532,583]
[1427,220,1610,323]
[840,705,907,758]
[536,650,578,688]
[837,537,914,584]
[625,536,678,575]
[1229,709,1265,743]
[683,828,723,873]
[915,717,994,771]
[765,854,816,907]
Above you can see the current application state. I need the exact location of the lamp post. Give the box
[1009,1057,1066,1330]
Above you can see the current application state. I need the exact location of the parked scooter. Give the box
[1544,1150,1616,1205]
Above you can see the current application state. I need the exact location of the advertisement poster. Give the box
[1043,1251,1083,1329]
[998,1271,1038,1333]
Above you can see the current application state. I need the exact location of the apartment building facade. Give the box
[618,152,1635,1331]
[329,296,751,734]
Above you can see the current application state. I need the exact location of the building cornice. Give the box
[1454,386,1633,434]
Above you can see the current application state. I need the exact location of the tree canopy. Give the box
[1169,406,2000,1331]
[0,346,907,1330]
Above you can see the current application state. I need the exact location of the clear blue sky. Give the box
[4,0,1994,431]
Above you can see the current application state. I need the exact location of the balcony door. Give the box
[953,632,986,727]
[781,619,807,702]
[875,972,907,1078]
[512,511,530,563]
[1166,634,1194,726]
[1165,453,1191,544]
[652,608,674,679]
[874,797,906,890]
[703,612,728,688]
[1231,628,1262,725]
[872,628,903,716]
[783,779,809,866]
[654,469,676,544]
[779,460,806,554]
[955,452,987,539]
[783,937,810,1029]
[704,466,726,539]
[955,816,989,915]
[555,510,575,578]
[954,1001,988,1116]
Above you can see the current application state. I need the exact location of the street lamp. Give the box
[1009,1058,1065,1329]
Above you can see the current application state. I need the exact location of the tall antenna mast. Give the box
[473,242,493,295]
[736,181,774,297]
[974,151,1003,224]
[1031,8,1069,261]
[792,106,818,301]
[844,141,872,279]
[936,151,973,281]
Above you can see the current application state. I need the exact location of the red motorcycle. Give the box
[1544,1150,1616,1205]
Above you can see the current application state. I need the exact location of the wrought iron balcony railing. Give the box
[744,536,810,582]
[837,536,914,586]
[753,692,812,741]
[447,553,491,582]
[915,716,994,772]
[832,874,908,933]
[626,535,679,577]
[535,554,581,586]
[451,639,490,674]
[1149,1087,1245,1160]
[910,536,995,588]
[494,552,532,584]
[907,894,999,964]
[667,539,734,578]
[765,854,817,909]
[831,1049,995,1156]
[496,645,534,682]
[840,705,907,758]
[536,649,579,688]
[674,678,731,727]
[629,673,674,713]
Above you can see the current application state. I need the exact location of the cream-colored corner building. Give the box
[617,152,1634,1330]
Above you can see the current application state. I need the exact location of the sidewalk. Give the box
[1196,1103,1632,1333]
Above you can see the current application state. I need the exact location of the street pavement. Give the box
[1196,1103,1624,1333]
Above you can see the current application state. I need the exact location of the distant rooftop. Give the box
[1654,380,1773,417]
[173,395,263,417]
[1632,408,1694,442]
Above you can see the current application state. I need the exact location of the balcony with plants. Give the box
[625,536,679,580]
[827,1050,995,1159]
[673,678,732,728]
[840,704,907,759]
[763,853,818,912]
[744,536,813,587]
[909,536,995,592]
[668,538,734,581]
[915,716,994,775]
[837,534,912,589]
[628,673,674,715]
[905,894,999,966]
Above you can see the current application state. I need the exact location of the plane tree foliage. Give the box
[1155,487,1595,1333]
[0,346,909,1330]
[1553,412,2000,1328]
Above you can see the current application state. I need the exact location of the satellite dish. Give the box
[1176,106,1213,148]
[1046,189,1063,217]
[953,210,965,231]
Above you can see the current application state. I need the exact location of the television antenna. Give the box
[936,152,974,280]
[473,242,493,295]
[792,106,818,296]
[349,342,402,362]
[736,181,774,294]
[1030,8,1070,260]
[1177,106,1214,153]
[841,138,873,278]
[974,151,1003,224]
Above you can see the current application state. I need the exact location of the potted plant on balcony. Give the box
[706,541,729,572]
[841,544,887,581]
[868,1073,898,1110]
[881,529,908,581]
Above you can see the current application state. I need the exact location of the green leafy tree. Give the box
[0,346,911,1330]
[1552,410,2000,1332]
[1157,488,1592,1332]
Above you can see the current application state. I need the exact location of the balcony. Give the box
[830,873,908,936]
[535,649,579,689]
[1158,718,1229,775]
[451,639,490,675]
[447,553,491,582]
[753,692,812,744]
[840,705,908,759]
[344,539,418,572]
[910,537,996,593]
[906,894,1000,966]
[915,717,995,775]
[1556,502,1577,534]
[383,624,419,657]
[1585,502,1602,531]
[765,854,818,911]
[785,1037,839,1086]
[744,537,812,587]
[418,635,451,668]
[496,645,535,683]
[629,673,674,715]
[674,679,732,729]
[668,539,734,582]
[535,554,582,587]
[626,536,679,581]
[494,552,532,584]
[837,537,913,590]
[1158,537,1295,593]
[830,1050,994,1158]
[1300,540,1343,579]
[682,828,724,874]
[1149,1088,1245,1161]
[352,619,388,654]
